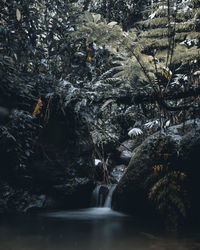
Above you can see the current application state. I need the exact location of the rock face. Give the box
[112,120,200,224]
[110,165,127,183]
[0,182,55,213]
[113,131,166,215]
[117,138,144,164]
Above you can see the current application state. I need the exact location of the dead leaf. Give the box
[87,53,92,61]
[32,98,43,117]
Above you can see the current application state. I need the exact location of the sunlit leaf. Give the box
[16,8,21,21]
[128,128,143,137]
[14,53,18,60]
[92,14,101,23]
[108,21,118,27]
[144,120,160,129]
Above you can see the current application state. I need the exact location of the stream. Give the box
[0,185,199,250]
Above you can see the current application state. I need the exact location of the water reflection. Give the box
[0,209,199,250]
[42,207,125,220]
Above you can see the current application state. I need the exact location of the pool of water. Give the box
[0,208,199,250]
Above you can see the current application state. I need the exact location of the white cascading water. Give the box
[104,184,117,208]
[43,184,125,220]
[90,184,117,208]
[90,185,103,207]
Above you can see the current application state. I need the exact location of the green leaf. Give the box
[92,14,101,24]
[84,11,93,23]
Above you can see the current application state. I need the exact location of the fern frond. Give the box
[128,128,143,137]
[103,78,121,84]
[144,120,160,129]
[149,175,168,200]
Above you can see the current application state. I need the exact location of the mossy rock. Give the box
[112,121,200,228]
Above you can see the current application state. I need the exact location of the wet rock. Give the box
[52,184,74,195]
[0,177,94,213]
[118,139,140,152]
[112,121,200,221]
[120,150,132,163]
[110,165,127,183]
[23,195,55,213]
[51,178,94,209]
[0,182,55,213]
[113,132,168,215]
[117,138,143,163]
[52,177,92,195]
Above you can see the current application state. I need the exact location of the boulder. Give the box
[120,150,132,163]
[0,177,94,213]
[117,138,143,163]
[112,120,200,224]
[51,177,94,209]
[0,182,55,213]
[113,131,170,215]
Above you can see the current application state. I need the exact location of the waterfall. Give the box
[91,184,117,208]
[104,184,117,208]
[90,185,103,207]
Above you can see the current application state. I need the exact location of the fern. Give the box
[128,127,143,137]
[146,140,189,231]
[144,120,160,129]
